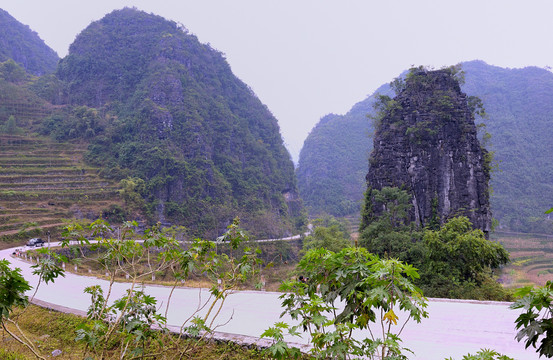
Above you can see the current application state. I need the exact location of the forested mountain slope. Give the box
[462,61,553,232]
[297,60,553,233]
[296,83,391,217]
[0,9,59,76]
[50,8,302,238]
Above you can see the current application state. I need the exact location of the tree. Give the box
[0,250,65,360]
[303,216,351,253]
[1,115,22,135]
[118,177,147,213]
[419,216,510,299]
[361,188,510,300]
[511,281,553,358]
[0,59,27,83]
[302,225,350,253]
[62,217,262,359]
[262,247,428,359]
[359,187,422,263]
[361,187,412,232]
[423,217,509,283]
[446,349,514,360]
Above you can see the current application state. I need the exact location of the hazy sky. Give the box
[2,0,553,162]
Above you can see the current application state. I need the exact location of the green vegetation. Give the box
[1,115,23,135]
[0,59,28,83]
[43,8,302,238]
[1,305,267,360]
[61,218,264,359]
[302,216,351,253]
[262,247,428,359]
[0,9,59,76]
[446,349,514,360]
[462,61,553,232]
[359,187,423,263]
[0,8,303,240]
[419,217,510,300]
[39,106,104,141]
[0,60,53,129]
[0,215,535,359]
[2,218,269,359]
[360,187,510,300]
[511,281,553,358]
[370,94,403,132]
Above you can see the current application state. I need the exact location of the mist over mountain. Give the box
[0,9,59,76]
[297,60,553,233]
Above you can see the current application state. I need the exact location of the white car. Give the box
[26,238,45,247]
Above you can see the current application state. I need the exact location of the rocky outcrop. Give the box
[366,69,491,234]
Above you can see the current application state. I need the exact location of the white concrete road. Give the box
[0,245,540,360]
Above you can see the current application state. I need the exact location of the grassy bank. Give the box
[1,305,270,359]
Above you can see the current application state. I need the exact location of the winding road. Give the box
[0,243,540,360]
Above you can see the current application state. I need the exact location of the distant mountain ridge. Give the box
[0,8,57,132]
[296,83,391,217]
[0,8,59,75]
[463,61,553,231]
[297,60,553,233]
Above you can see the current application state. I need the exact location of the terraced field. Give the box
[495,231,553,287]
[342,213,361,244]
[0,135,124,247]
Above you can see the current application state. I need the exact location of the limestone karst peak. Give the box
[364,68,491,234]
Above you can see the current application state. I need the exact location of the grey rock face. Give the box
[366,69,491,234]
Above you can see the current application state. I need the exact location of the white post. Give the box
[261,275,266,291]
